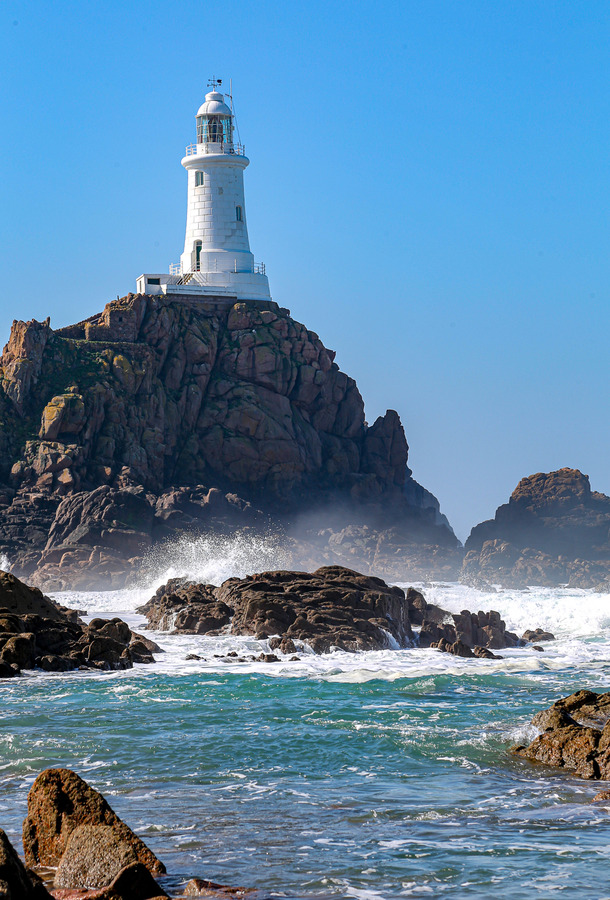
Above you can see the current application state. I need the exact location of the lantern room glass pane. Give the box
[197,115,233,144]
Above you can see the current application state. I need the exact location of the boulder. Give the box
[0,828,52,899]
[54,825,137,890]
[50,862,169,899]
[0,571,66,621]
[512,690,610,779]
[22,768,165,875]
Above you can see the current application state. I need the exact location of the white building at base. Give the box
[137,83,271,301]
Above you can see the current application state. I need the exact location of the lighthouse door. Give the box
[195,241,202,272]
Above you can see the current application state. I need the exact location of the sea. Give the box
[2,533,610,899]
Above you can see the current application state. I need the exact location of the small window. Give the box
[195,172,204,187]
[148,278,160,285]
[236,206,243,221]
[218,187,224,195]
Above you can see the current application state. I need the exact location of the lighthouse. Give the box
[137,81,271,301]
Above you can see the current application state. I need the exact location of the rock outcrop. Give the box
[512,690,610,779]
[0,570,157,677]
[406,587,521,651]
[2,767,270,898]
[462,469,610,588]
[139,566,414,654]
[138,567,545,657]
[0,293,459,589]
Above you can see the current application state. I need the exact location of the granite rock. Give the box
[0,294,458,589]
[463,469,610,588]
[22,769,165,874]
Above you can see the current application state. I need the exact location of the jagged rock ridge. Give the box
[0,293,459,588]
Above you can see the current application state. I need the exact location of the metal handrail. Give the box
[185,142,245,157]
[169,261,266,278]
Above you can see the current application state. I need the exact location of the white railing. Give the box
[185,142,245,157]
[169,261,266,281]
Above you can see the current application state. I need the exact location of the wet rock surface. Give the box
[463,469,610,588]
[0,294,459,590]
[512,690,610,779]
[140,567,546,657]
[405,587,521,651]
[0,571,157,677]
[139,566,414,653]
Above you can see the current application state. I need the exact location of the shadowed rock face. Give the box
[512,691,610,780]
[0,828,52,899]
[0,294,459,589]
[462,469,610,588]
[0,570,158,678]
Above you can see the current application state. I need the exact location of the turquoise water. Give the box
[2,569,610,898]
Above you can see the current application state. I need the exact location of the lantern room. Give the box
[196,91,234,146]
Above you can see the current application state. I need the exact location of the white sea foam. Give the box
[45,535,610,685]
[402,580,610,642]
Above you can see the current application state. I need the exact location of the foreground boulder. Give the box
[54,825,138,889]
[22,768,165,875]
[512,690,610,779]
[139,566,414,653]
[463,469,610,588]
[0,828,52,898]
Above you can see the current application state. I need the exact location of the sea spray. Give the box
[135,529,293,593]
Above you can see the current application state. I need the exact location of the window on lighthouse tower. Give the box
[236,206,243,221]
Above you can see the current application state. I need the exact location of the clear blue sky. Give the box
[1,0,609,540]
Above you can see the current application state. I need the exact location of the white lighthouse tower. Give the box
[137,80,271,301]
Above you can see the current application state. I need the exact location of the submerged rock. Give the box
[22,768,165,875]
[512,690,610,779]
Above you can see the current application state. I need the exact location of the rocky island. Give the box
[0,293,460,591]
[461,468,610,589]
